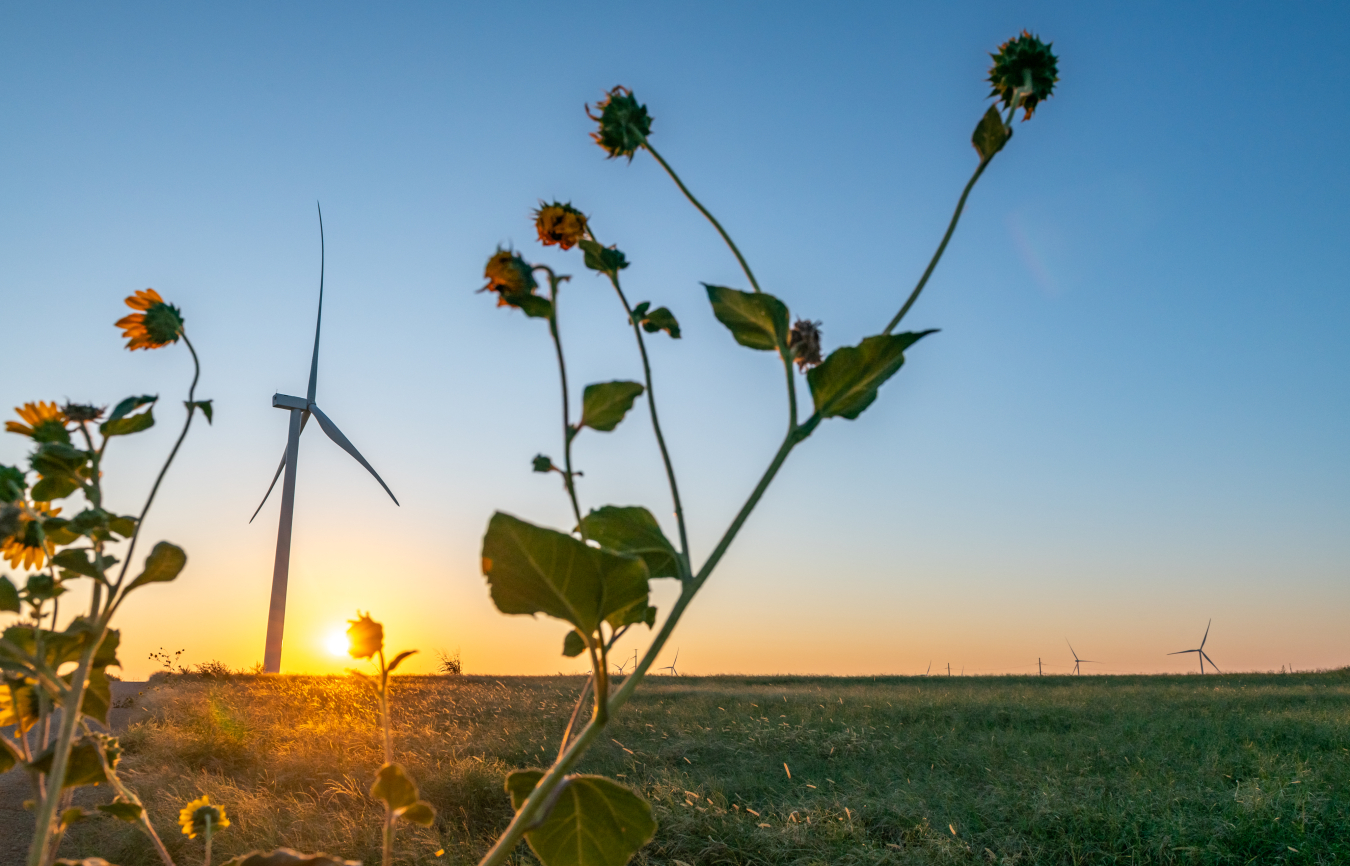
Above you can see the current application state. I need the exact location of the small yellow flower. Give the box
[534,202,590,250]
[1,501,59,571]
[347,611,384,660]
[116,288,185,351]
[178,795,229,839]
[5,402,69,444]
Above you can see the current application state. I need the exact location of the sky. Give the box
[1,2,1347,679]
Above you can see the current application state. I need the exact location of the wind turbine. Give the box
[1168,619,1221,674]
[659,649,680,676]
[1067,640,1098,676]
[251,205,400,673]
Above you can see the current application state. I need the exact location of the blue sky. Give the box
[2,2,1346,676]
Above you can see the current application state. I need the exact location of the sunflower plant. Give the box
[0,289,212,866]
[473,33,1058,866]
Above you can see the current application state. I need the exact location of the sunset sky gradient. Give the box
[2,2,1347,678]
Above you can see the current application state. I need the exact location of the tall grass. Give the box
[57,671,1350,865]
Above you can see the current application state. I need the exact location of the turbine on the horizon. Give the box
[1067,640,1098,676]
[251,205,399,673]
[1168,619,1221,674]
[659,648,680,676]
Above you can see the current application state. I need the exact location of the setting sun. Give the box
[325,629,350,657]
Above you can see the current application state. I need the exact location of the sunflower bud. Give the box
[347,611,384,660]
[587,87,652,161]
[178,795,229,840]
[987,31,1059,120]
[788,319,823,371]
[60,403,106,424]
[534,202,590,250]
[532,454,555,473]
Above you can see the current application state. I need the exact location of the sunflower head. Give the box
[116,289,185,351]
[1,502,58,571]
[0,466,27,504]
[61,403,106,424]
[988,31,1059,120]
[789,319,823,371]
[347,611,384,660]
[6,402,69,445]
[587,87,652,161]
[534,202,590,250]
[482,249,538,301]
[178,795,229,839]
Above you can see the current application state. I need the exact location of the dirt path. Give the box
[1,682,151,866]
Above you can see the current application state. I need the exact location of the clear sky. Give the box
[2,2,1347,678]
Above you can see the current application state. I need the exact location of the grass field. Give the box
[51,671,1350,865]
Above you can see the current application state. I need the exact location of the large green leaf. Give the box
[562,630,587,658]
[78,668,112,726]
[97,801,144,823]
[507,770,657,866]
[579,507,681,580]
[481,512,650,635]
[704,285,788,352]
[1,620,120,672]
[100,408,154,438]
[807,331,937,420]
[370,762,437,827]
[52,549,114,581]
[125,542,187,592]
[972,105,1012,161]
[31,476,81,502]
[578,382,645,433]
[579,240,630,277]
[0,576,18,613]
[29,735,120,789]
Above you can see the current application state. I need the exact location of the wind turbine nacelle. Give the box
[273,393,309,411]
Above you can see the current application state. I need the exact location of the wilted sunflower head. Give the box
[988,31,1058,120]
[178,795,229,839]
[5,402,69,444]
[116,289,185,351]
[481,248,539,304]
[60,403,106,424]
[586,87,652,161]
[534,202,590,250]
[347,611,384,660]
[789,319,823,371]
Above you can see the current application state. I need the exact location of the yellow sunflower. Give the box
[5,402,69,444]
[178,795,229,839]
[534,202,589,250]
[0,501,59,571]
[116,288,185,351]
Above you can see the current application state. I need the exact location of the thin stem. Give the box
[556,674,593,761]
[540,271,586,535]
[643,141,762,295]
[883,159,991,335]
[602,273,690,573]
[86,722,174,866]
[204,818,213,866]
[379,649,393,866]
[112,333,201,598]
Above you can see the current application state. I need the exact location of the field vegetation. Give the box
[51,671,1350,865]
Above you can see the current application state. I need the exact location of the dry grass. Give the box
[54,671,1350,865]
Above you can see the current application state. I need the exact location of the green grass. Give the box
[57,671,1350,865]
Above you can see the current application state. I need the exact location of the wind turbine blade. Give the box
[309,404,400,506]
[1166,650,1195,656]
[307,202,325,403]
[249,413,311,523]
[1067,640,1078,660]
[1202,651,1221,673]
[1200,618,1211,650]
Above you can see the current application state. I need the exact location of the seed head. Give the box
[789,319,823,371]
[534,202,590,250]
[988,31,1059,120]
[60,403,106,424]
[347,611,384,660]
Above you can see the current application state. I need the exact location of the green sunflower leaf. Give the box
[704,284,788,351]
[507,771,658,866]
[52,549,114,581]
[562,630,587,658]
[0,576,18,613]
[125,542,187,592]
[579,240,630,277]
[106,395,157,424]
[807,331,937,420]
[100,407,154,438]
[973,105,1012,161]
[97,801,145,822]
[28,734,119,789]
[579,506,681,580]
[371,762,420,811]
[639,306,680,339]
[481,512,650,635]
[578,382,645,433]
[187,400,214,424]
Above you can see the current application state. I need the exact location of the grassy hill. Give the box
[53,671,1350,865]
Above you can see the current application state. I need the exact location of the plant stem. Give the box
[87,723,174,866]
[883,158,991,335]
[603,274,691,573]
[541,273,586,535]
[112,333,201,599]
[379,649,393,866]
[643,141,762,295]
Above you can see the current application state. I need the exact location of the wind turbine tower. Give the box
[1168,619,1221,674]
[1067,640,1098,676]
[251,205,400,672]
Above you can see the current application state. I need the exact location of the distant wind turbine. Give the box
[251,204,400,673]
[659,649,680,676]
[1067,640,1098,676]
[1168,619,1221,674]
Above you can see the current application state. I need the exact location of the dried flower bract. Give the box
[789,319,823,371]
[535,202,590,250]
[587,86,652,161]
[988,31,1059,120]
